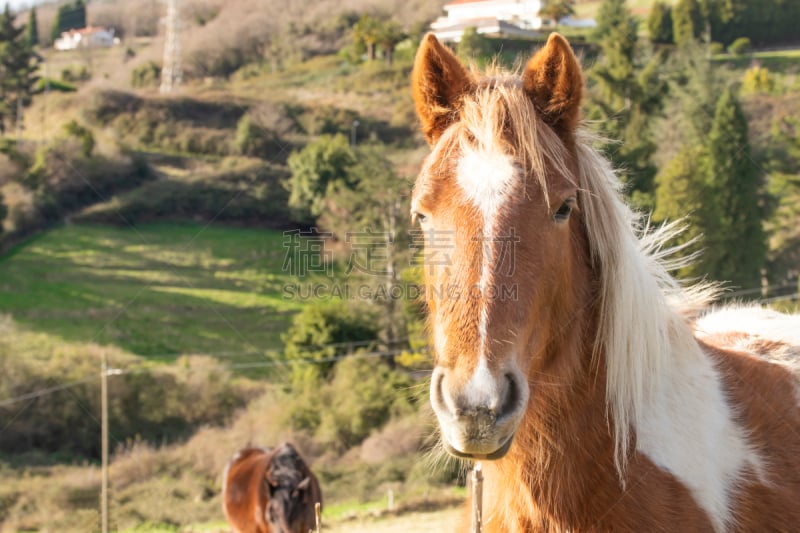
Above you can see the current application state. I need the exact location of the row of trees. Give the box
[648,0,800,47]
[351,14,406,65]
[50,0,86,41]
[589,0,772,292]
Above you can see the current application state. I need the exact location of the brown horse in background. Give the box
[411,32,800,531]
[222,443,322,533]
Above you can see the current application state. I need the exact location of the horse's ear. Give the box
[412,33,475,144]
[522,33,583,137]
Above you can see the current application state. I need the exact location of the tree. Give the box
[321,145,413,354]
[673,0,704,46]
[378,20,405,66]
[353,14,382,61]
[653,145,707,279]
[539,0,575,27]
[0,4,40,134]
[51,0,86,42]
[647,2,673,44]
[592,0,638,104]
[587,0,666,206]
[26,7,38,47]
[286,134,357,222]
[282,300,380,387]
[702,87,766,290]
[50,5,62,41]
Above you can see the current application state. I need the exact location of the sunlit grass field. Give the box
[0,223,316,360]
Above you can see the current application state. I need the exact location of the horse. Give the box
[222,443,322,533]
[410,32,800,531]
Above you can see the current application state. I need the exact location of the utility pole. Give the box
[160,0,182,93]
[100,351,109,533]
[100,353,121,533]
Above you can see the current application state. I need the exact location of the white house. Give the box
[54,27,118,51]
[430,0,544,42]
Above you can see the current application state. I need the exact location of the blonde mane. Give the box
[453,72,718,473]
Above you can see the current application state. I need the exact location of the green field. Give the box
[0,223,318,360]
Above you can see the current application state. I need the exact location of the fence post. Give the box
[315,501,321,533]
[471,462,483,533]
[100,352,109,533]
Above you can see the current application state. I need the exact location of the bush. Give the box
[131,60,161,88]
[283,355,414,451]
[728,37,752,56]
[282,300,380,386]
[74,160,290,227]
[24,141,152,225]
[0,328,250,458]
[234,103,294,158]
[61,65,91,83]
[34,77,76,93]
[742,66,775,94]
[62,120,95,157]
[286,133,356,222]
[709,42,725,55]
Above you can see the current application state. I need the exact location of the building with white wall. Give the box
[430,0,544,42]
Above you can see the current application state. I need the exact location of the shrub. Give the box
[709,42,724,55]
[131,60,161,88]
[742,66,775,94]
[61,65,91,83]
[62,120,95,157]
[282,300,380,386]
[234,103,294,158]
[728,37,752,56]
[75,161,290,226]
[34,77,76,93]
[286,133,356,222]
[283,355,415,451]
[24,141,152,225]
[0,330,249,458]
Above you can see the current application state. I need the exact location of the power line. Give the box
[0,347,431,408]
[0,376,97,408]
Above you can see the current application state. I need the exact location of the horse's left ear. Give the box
[522,33,583,137]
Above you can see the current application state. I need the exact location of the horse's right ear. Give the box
[412,33,475,144]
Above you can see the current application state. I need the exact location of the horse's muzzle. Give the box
[431,363,528,460]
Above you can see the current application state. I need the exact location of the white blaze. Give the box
[456,146,518,361]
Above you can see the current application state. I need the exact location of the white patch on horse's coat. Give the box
[456,145,518,360]
[696,305,800,406]
[635,336,765,533]
[463,357,501,409]
[696,306,800,351]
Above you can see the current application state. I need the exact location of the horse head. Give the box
[411,33,590,460]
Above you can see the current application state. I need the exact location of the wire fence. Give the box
[0,286,796,411]
[0,341,430,409]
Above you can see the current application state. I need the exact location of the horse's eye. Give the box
[412,211,427,224]
[553,197,576,222]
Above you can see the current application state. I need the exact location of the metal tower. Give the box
[160,0,182,93]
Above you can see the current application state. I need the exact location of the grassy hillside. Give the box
[0,223,318,358]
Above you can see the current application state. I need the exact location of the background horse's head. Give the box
[264,442,319,533]
[411,34,590,460]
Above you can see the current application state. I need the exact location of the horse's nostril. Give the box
[431,369,448,413]
[499,372,520,421]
